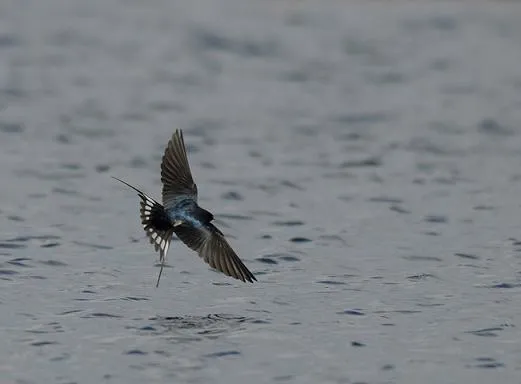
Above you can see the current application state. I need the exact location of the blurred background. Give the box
[1,1,521,383]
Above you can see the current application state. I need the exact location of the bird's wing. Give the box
[112,177,174,264]
[174,223,256,283]
[161,129,198,208]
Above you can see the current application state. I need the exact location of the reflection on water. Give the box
[143,314,257,341]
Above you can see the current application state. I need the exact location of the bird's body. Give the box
[113,130,256,286]
[167,199,212,228]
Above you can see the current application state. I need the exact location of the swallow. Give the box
[113,129,256,287]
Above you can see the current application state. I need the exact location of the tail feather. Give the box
[138,195,174,263]
[112,177,174,286]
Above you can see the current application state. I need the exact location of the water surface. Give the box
[1,1,521,383]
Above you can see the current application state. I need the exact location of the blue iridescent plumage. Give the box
[113,130,256,286]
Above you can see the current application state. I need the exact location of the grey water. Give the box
[1,1,521,383]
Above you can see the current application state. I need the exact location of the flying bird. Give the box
[113,130,256,287]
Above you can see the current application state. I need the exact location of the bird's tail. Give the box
[112,177,174,287]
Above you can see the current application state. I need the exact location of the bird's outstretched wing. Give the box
[173,223,256,283]
[161,129,198,209]
[112,177,174,286]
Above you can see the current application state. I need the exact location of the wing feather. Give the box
[161,129,198,208]
[174,223,256,283]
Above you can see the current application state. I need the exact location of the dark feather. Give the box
[174,223,256,283]
[161,130,198,208]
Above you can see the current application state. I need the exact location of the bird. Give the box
[113,129,256,287]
